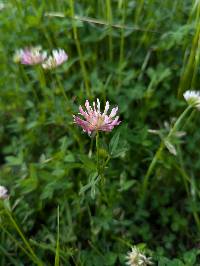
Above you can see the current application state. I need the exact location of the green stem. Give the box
[0,224,34,263]
[6,210,43,266]
[142,105,192,197]
[96,132,100,174]
[175,163,200,232]
[177,2,200,98]
[55,74,70,107]
[69,0,91,98]
[134,0,145,25]
[118,0,127,86]
[54,205,60,266]
[102,155,111,172]
[36,66,46,89]
[106,0,113,61]
[89,136,94,157]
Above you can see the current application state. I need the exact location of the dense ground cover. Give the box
[1,0,200,265]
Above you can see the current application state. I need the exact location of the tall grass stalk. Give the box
[134,0,145,25]
[69,0,91,98]
[55,74,70,108]
[191,33,200,88]
[5,211,43,265]
[118,0,127,86]
[177,1,200,98]
[0,225,35,262]
[140,0,154,46]
[106,0,113,62]
[54,205,60,266]
[174,162,200,231]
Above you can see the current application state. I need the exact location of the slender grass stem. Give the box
[5,211,43,265]
[134,0,144,25]
[118,0,127,86]
[69,0,91,98]
[0,224,37,263]
[177,2,200,98]
[175,163,200,232]
[54,205,60,266]
[55,74,70,108]
[36,66,46,89]
[106,0,113,62]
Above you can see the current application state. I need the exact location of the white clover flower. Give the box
[42,49,68,69]
[126,247,153,266]
[183,90,200,109]
[0,186,9,199]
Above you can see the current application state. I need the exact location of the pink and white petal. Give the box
[74,116,91,132]
[79,106,89,119]
[103,101,110,115]
[109,107,118,118]
[93,101,98,115]
[85,100,93,115]
[99,124,114,132]
[109,116,121,126]
[97,98,101,112]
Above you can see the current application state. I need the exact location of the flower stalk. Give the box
[142,105,192,198]
[96,131,100,174]
[6,210,43,266]
[1,199,43,266]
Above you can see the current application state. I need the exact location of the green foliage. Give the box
[0,0,200,265]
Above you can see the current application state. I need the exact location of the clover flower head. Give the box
[15,46,47,65]
[183,90,200,109]
[73,99,121,135]
[126,247,153,266]
[42,49,68,69]
[0,186,9,200]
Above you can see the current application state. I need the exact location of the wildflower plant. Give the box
[2,1,200,265]
[74,99,121,197]
[142,90,198,200]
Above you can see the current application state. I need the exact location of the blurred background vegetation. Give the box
[1,0,200,265]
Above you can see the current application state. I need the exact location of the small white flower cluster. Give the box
[0,185,9,200]
[126,246,153,266]
[183,90,200,110]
